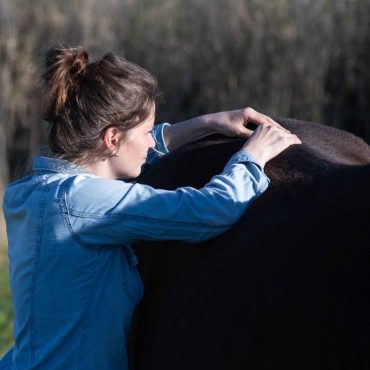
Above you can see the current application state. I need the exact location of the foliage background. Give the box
[0,0,369,357]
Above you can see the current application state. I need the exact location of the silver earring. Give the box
[112,152,119,157]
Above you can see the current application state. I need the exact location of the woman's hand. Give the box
[241,123,302,168]
[163,107,294,153]
[204,107,290,138]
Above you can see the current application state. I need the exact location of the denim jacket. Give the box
[2,123,269,370]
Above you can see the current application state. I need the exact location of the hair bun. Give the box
[69,48,89,78]
[42,44,89,117]
[44,44,89,80]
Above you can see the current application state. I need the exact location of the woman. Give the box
[0,45,301,370]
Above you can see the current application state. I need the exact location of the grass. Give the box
[0,213,14,358]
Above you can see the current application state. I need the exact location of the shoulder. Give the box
[61,175,133,214]
[4,175,42,207]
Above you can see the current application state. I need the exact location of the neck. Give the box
[81,158,117,179]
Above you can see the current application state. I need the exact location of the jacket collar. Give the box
[32,156,91,175]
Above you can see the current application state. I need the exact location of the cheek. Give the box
[148,134,155,148]
[121,134,150,161]
[129,143,146,161]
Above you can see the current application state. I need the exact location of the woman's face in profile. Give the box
[114,105,156,179]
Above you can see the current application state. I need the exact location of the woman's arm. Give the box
[163,107,290,152]
[62,151,270,245]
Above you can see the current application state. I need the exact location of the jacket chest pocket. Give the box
[121,245,144,306]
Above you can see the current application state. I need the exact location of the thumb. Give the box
[239,126,253,138]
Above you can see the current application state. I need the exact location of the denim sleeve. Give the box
[146,122,171,164]
[62,151,270,245]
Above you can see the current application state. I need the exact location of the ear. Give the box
[102,126,122,154]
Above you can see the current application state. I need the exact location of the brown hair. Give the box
[42,43,160,163]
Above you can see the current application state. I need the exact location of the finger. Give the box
[244,109,265,126]
[238,126,254,138]
[285,134,302,145]
[247,110,288,133]
[244,109,291,136]
[253,112,290,133]
[273,130,301,143]
[261,115,291,133]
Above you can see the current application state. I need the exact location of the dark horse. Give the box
[131,118,370,370]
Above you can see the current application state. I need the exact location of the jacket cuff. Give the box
[151,122,171,155]
[225,151,270,191]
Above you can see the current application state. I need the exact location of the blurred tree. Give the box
[0,0,369,187]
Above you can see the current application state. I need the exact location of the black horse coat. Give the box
[130,118,370,370]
